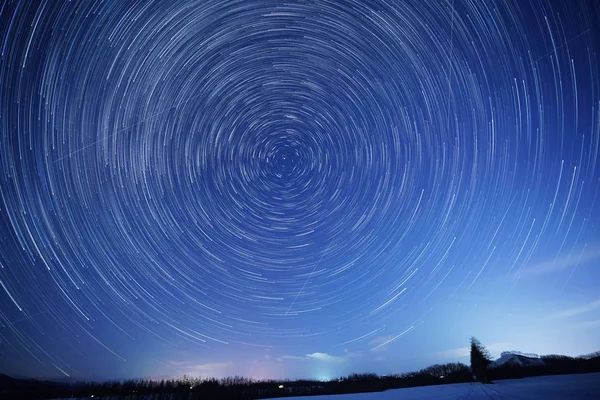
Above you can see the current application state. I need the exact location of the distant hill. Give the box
[488,349,600,381]
[492,351,546,367]
[580,351,600,360]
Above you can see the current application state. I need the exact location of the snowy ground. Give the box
[264,373,600,400]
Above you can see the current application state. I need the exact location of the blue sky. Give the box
[0,0,599,381]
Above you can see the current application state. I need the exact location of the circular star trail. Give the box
[1,0,599,379]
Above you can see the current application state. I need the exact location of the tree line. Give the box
[0,363,473,400]
[1,338,599,399]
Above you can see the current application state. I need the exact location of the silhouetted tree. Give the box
[470,337,492,383]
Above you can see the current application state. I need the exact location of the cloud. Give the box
[436,347,470,359]
[276,349,362,363]
[277,355,305,361]
[166,360,189,366]
[306,352,345,363]
[573,320,600,329]
[436,343,510,360]
[548,299,600,320]
[369,336,395,346]
[192,361,234,371]
[518,245,600,277]
[277,351,356,363]
[369,326,415,351]
[368,335,395,352]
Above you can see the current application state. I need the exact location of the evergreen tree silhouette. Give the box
[470,337,492,383]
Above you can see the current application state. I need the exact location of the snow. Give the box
[492,351,545,367]
[263,373,600,400]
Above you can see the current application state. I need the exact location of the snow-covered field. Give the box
[265,373,600,400]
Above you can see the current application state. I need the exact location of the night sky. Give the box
[1,0,600,382]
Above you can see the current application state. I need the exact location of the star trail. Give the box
[1,0,599,381]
